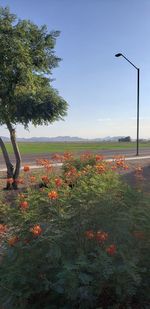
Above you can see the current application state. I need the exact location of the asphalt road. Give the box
[0,147,150,168]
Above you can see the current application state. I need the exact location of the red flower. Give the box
[85,230,95,240]
[55,178,63,187]
[30,225,42,236]
[20,201,29,209]
[48,191,58,200]
[106,244,116,256]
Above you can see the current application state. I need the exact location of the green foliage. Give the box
[0,157,150,308]
[0,6,68,127]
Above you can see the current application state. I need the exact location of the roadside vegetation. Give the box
[0,153,149,308]
[0,6,149,309]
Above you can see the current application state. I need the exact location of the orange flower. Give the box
[80,152,92,161]
[30,225,42,236]
[63,152,74,161]
[44,164,52,172]
[96,231,108,243]
[7,178,14,184]
[65,167,77,178]
[51,154,63,162]
[111,165,117,171]
[41,175,49,184]
[96,163,106,174]
[55,178,63,187]
[8,236,19,246]
[106,244,116,256]
[23,165,30,172]
[20,201,29,209]
[30,176,36,183]
[85,230,95,240]
[0,224,7,234]
[116,160,124,167]
[48,191,58,200]
[95,154,104,161]
[123,164,129,170]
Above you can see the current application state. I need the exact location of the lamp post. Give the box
[115,53,140,156]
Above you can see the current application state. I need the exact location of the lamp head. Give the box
[115,53,122,57]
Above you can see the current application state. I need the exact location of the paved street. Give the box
[0,147,150,169]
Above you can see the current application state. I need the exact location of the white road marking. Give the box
[0,156,150,172]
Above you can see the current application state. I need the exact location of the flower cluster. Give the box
[85,229,116,255]
[30,176,36,183]
[113,156,129,170]
[95,154,104,161]
[41,175,49,184]
[80,152,93,161]
[55,178,63,187]
[95,231,108,243]
[48,191,58,200]
[95,163,107,174]
[23,165,30,172]
[30,225,42,236]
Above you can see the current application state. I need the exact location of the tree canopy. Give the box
[0,6,68,128]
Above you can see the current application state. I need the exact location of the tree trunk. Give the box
[6,122,21,190]
[0,137,14,189]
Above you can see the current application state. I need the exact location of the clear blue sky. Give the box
[1,0,150,138]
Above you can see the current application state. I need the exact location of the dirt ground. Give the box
[121,158,150,192]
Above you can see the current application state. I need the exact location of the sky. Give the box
[0,0,150,139]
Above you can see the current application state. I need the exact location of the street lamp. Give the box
[115,53,140,156]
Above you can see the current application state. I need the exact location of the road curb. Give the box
[0,156,150,172]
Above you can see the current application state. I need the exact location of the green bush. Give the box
[0,157,150,308]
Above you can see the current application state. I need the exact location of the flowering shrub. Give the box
[0,154,150,308]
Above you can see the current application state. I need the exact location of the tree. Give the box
[0,7,68,189]
[118,136,131,142]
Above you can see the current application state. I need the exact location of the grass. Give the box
[0,141,150,155]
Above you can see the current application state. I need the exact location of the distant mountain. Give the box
[0,136,10,142]
[17,136,87,142]
[0,136,127,142]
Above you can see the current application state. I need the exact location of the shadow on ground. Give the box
[122,163,150,193]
